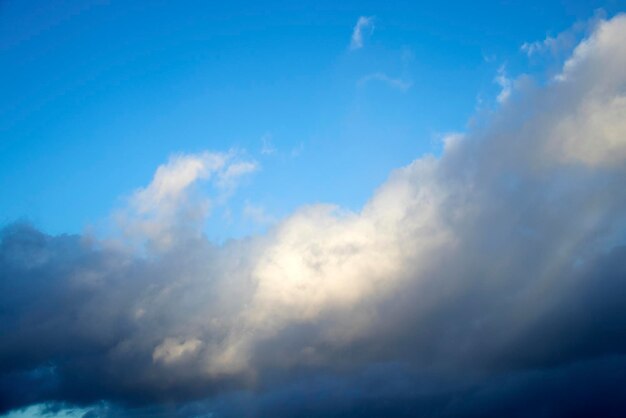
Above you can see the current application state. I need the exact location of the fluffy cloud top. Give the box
[116,151,257,249]
[2,13,626,418]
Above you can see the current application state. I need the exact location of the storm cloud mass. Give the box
[2,14,626,418]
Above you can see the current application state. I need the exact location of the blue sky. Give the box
[3,2,626,417]
[2,0,621,241]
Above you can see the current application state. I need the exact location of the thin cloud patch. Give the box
[350,16,374,50]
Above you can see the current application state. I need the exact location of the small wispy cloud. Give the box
[243,201,275,225]
[290,141,304,158]
[520,9,606,57]
[521,35,560,57]
[216,160,258,189]
[482,53,497,63]
[350,16,374,50]
[260,133,276,155]
[358,72,412,91]
[494,65,512,104]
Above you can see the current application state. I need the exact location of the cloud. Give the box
[289,142,304,158]
[2,13,626,418]
[260,133,275,156]
[546,15,626,167]
[216,161,258,188]
[132,152,226,214]
[521,34,570,57]
[358,72,412,91]
[115,151,257,250]
[242,202,275,226]
[350,16,374,50]
[494,65,512,104]
[153,338,203,365]
[521,9,606,58]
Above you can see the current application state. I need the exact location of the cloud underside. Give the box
[2,14,626,418]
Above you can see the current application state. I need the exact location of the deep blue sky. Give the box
[1,0,622,241]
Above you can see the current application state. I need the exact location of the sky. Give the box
[2,0,623,241]
[2,1,626,417]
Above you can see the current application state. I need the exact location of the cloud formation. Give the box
[2,13,626,418]
[350,16,374,50]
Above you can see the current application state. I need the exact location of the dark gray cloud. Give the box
[2,13,626,418]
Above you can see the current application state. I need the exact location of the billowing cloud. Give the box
[350,16,374,50]
[2,13,626,418]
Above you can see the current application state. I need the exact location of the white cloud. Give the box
[217,161,258,189]
[440,132,465,153]
[261,133,276,155]
[350,16,374,50]
[358,72,412,91]
[547,14,626,166]
[290,141,304,157]
[116,150,258,249]
[243,201,275,225]
[521,35,561,57]
[483,53,497,63]
[521,9,606,58]
[132,152,226,215]
[494,65,512,104]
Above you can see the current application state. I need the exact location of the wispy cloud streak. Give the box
[350,16,374,50]
[358,72,412,91]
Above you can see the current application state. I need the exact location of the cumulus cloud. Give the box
[350,16,374,50]
[2,13,626,418]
